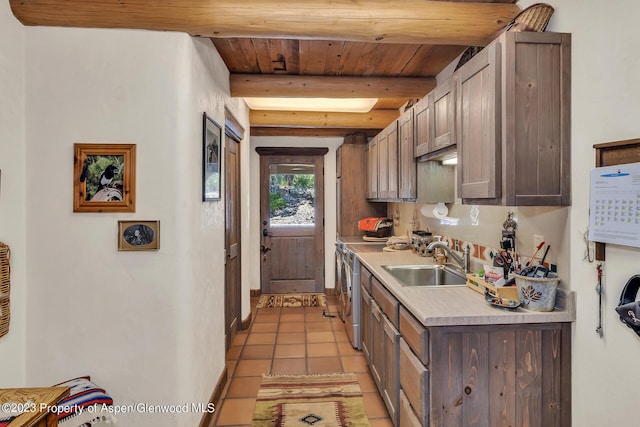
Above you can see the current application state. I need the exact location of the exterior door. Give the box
[224,117,242,350]
[259,150,325,294]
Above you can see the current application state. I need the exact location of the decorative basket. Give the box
[0,242,10,338]
[509,3,555,32]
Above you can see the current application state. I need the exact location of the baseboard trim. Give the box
[198,366,227,427]
[241,312,252,330]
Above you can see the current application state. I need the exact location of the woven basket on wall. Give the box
[0,242,10,338]
[509,3,555,32]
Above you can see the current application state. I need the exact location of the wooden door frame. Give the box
[256,147,328,293]
[224,108,244,350]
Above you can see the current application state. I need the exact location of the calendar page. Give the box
[589,162,640,248]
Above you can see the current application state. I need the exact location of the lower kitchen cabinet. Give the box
[360,284,373,364]
[360,265,572,427]
[370,299,384,389]
[399,338,428,427]
[382,314,400,425]
[430,323,571,427]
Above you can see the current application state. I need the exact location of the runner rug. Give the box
[256,293,326,309]
[251,373,371,427]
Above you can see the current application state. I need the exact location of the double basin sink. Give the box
[382,264,467,287]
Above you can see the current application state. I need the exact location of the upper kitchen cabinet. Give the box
[337,134,387,237]
[457,31,571,206]
[377,120,399,200]
[414,96,430,158]
[398,108,417,199]
[366,136,379,199]
[414,77,455,159]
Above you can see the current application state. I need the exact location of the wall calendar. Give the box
[589,162,640,248]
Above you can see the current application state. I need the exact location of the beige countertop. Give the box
[354,249,576,327]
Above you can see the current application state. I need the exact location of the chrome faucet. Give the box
[426,241,471,274]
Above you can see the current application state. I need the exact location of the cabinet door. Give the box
[413,97,430,158]
[430,323,571,427]
[430,76,455,152]
[377,130,390,199]
[399,338,429,427]
[366,137,379,199]
[382,314,400,426]
[504,32,571,206]
[360,284,373,365]
[370,299,384,391]
[378,121,399,199]
[398,108,416,199]
[456,42,501,200]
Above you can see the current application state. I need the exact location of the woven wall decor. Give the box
[0,242,10,338]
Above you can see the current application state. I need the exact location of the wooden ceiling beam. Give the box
[249,110,399,129]
[251,127,379,138]
[10,0,520,46]
[231,74,436,99]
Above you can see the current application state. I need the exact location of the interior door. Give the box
[259,152,325,294]
[224,134,241,350]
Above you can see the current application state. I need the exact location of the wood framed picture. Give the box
[73,143,136,212]
[118,220,160,251]
[203,112,222,201]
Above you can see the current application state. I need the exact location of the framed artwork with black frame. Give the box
[203,112,223,201]
[118,220,160,251]
[73,143,136,212]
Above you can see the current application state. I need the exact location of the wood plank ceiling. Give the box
[10,0,521,137]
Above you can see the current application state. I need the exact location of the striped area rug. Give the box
[251,373,370,427]
[256,293,326,309]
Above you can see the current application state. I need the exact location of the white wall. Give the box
[0,0,26,386]
[249,137,343,294]
[540,1,640,425]
[23,27,247,426]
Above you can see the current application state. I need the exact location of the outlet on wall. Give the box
[533,234,545,256]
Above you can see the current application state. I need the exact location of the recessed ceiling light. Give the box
[244,97,378,113]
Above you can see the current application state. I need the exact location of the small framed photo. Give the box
[74,143,136,212]
[203,112,223,201]
[118,220,160,251]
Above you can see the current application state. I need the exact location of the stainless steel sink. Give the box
[381,264,467,287]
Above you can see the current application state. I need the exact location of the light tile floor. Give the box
[210,296,393,426]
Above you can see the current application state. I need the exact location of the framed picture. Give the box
[203,112,222,201]
[118,220,160,251]
[73,143,136,212]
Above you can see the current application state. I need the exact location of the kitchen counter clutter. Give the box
[354,249,575,327]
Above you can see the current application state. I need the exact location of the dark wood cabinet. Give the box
[377,121,399,199]
[337,134,386,236]
[414,77,454,159]
[360,264,572,427]
[360,284,373,364]
[430,76,455,154]
[456,42,501,200]
[430,323,571,427]
[456,31,571,206]
[414,97,430,158]
[398,107,416,199]
[366,136,379,199]
[370,298,385,388]
[367,113,416,202]
[382,314,401,425]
